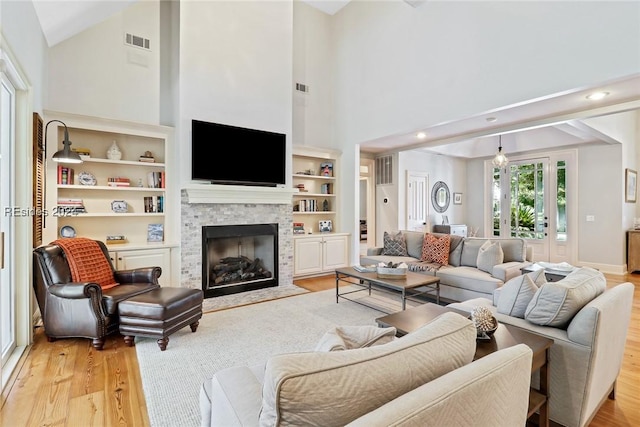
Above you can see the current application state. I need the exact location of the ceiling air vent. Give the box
[125,33,150,50]
[295,83,309,93]
[376,155,393,185]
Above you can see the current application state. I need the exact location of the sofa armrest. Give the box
[492,261,530,282]
[367,247,383,256]
[49,282,102,299]
[346,344,533,427]
[114,267,162,285]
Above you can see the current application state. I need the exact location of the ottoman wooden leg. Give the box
[157,337,169,351]
[124,336,135,347]
[190,321,199,333]
[92,338,105,351]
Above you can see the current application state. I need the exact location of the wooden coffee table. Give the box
[376,303,553,427]
[334,267,440,311]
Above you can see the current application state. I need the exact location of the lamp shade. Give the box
[47,120,83,164]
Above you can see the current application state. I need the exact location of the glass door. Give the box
[0,73,16,370]
[491,155,572,263]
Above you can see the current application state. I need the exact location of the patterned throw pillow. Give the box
[421,233,451,264]
[476,240,504,274]
[382,231,408,256]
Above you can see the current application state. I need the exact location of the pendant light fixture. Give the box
[492,135,509,167]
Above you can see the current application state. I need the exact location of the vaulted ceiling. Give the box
[32,1,640,159]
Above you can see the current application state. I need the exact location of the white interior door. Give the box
[406,171,428,231]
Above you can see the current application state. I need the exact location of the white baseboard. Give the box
[577,261,625,275]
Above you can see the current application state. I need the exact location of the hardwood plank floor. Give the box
[1,273,638,426]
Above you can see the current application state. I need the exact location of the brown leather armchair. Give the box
[33,239,161,350]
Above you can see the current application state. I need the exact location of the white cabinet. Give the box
[109,247,172,287]
[294,233,349,277]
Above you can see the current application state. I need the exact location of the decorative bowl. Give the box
[376,266,408,279]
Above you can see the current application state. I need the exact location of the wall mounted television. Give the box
[191,119,286,187]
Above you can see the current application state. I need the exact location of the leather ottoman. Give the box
[118,287,203,351]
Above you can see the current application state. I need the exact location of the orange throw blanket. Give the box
[53,237,118,290]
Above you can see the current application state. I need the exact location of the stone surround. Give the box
[180,189,294,292]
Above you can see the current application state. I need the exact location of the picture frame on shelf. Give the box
[626,168,637,203]
[147,223,164,242]
[319,220,333,233]
[453,192,463,205]
[320,162,333,177]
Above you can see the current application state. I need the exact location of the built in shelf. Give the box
[58,185,165,192]
[69,213,165,218]
[293,174,336,180]
[79,158,165,167]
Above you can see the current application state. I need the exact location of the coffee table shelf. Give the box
[334,267,440,312]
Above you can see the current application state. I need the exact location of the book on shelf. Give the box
[297,199,318,212]
[321,183,331,194]
[107,177,131,187]
[139,156,155,163]
[147,171,165,188]
[147,223,164,242]
[293,222,305,234]
[144,196,164,213]
[57,166,75,185]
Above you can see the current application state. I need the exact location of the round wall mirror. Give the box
[431,181,450,213]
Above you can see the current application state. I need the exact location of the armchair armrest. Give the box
[114,266,162,284]
[49,282,102,299]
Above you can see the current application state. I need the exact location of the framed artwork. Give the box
[626,168,637,203]
[147,223,164,242]
[320,162,333,177]
[453,192,463,205]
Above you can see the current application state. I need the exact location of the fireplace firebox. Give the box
[202,224,278,298]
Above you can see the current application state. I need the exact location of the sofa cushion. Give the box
[403,231,426,259]
[460,238,487,267]
[476,240,504,274]
[496,269,546,318]
[525,267,606,327]
[259,312,476,427]
[421,233,451,264]
[382,231,408,256]
[498,238,527,262]
[436,266,503,295]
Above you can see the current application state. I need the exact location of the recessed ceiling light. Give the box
[486,117,497,123]
[586,91,610,100]
[416,132,426,139]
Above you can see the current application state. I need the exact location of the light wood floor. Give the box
[1,273,638,426]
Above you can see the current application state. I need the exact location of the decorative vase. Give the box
[107,140,122,160]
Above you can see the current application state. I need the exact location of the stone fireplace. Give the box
[180,186,295,297]
[202,223,278,298]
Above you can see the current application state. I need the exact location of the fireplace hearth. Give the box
[202,224,278,298]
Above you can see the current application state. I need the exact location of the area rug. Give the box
[201,282,308,312]
[136,287,405,427]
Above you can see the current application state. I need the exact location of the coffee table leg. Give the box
[335,271,339,303]
[402,289,406,310]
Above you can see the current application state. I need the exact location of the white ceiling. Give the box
[32,1,640,159]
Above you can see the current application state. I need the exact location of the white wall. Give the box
[292,1,335,148]
[178,0,293,185]
[398,150,467,230]
[332,1,640,145]
[47,1,160,124]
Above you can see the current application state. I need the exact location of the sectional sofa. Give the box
[448,268,635,427]
[360,230,532,302]
[200,312,534,426]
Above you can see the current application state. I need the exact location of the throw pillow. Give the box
[421,233,451,264]
[476,240,504,274]
[496,269,546,318]
[382,231,408,256]
[525,267,606,327]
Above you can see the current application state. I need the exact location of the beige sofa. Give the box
[200,312,533,427]
[361,230,531,302]
[448,268,635,427]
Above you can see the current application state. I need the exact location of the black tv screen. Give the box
[191,120,286,187]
